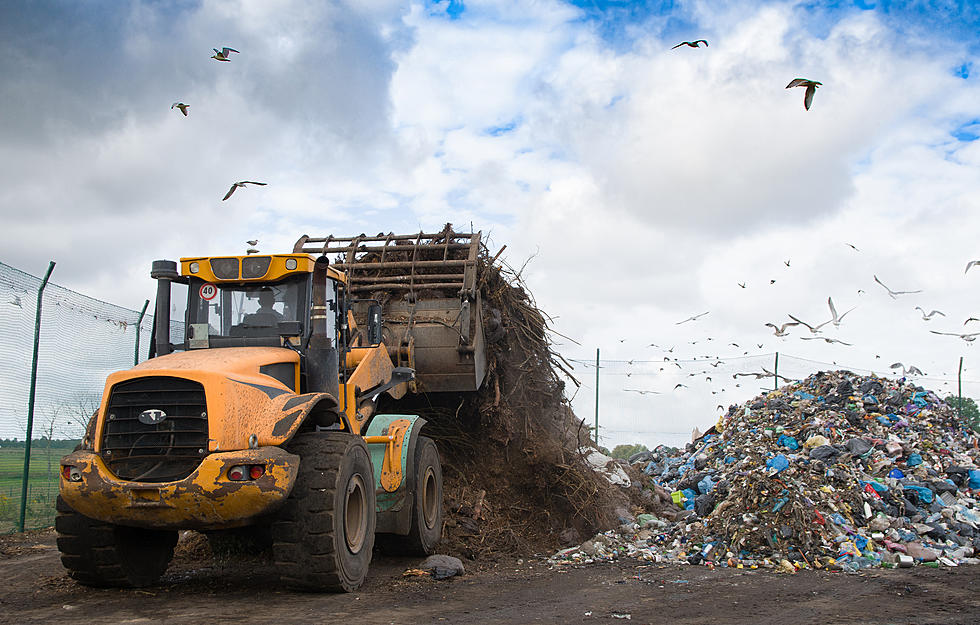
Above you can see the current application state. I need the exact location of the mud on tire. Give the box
[55,496,178,588]
[272,432,376,592]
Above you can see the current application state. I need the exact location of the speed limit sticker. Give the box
[199,283,218,301]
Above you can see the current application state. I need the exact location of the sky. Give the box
[1,0,979,448]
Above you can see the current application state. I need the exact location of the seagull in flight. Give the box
[9,295,22,308]
[673,383,688,390]
[672,40,708,49]
[765,321,799,336]
[171,102,189,116]
[890,362,924,377]
[844,243,860,252]
[930,330,980,342]
[966,260,980,274]
[624,389,661,395]
[246,239,259,246]
[788,314,830,334]
[827,297,856,327]
[738,282,746,288]
[915,307,946,321]
[786,78,822,110]
[965,317,979,325]
[211,47,239,62]
[223,181,267,201]
[676,311,709,325]
[801,336,853,346]
[874,275,922,299]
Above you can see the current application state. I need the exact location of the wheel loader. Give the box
[57,227,487,591]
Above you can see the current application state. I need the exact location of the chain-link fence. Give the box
[0,261,186,533]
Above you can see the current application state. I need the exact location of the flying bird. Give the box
[765,321,799,337]
[965,317,979,325]
[222,181,267,201]
[784,260,791,267]
[787,314,830,334]
[827,297,856,327]
[801,336,853,346]
[676,311,709,325]
[672,40,708,49]
[930,330,980,342]
[171,102,189,116]
[246,239,258,246]
[9,295,22,308]
[966,260,980,274]
[738,282,746,288]
[624,389,661,395]
[786,78,822,111]
[769,279,776,285]
[873,275,922,299]
[915,307,946,321]
[844,243,860,252]
[246,247,259,255]
[890,362,924,377]
[211,47,239,62]
[673,383,687,390]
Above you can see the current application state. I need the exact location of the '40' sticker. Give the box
[199,283,218,301]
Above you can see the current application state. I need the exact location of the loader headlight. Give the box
[242,256,272,279]
[61,465,82,482]
[285,258,297,270]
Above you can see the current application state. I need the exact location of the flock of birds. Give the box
[588,250,980,402]
[671,39,822,110]
[170,47,267,203]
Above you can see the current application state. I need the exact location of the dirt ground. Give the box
[1,529,979,625]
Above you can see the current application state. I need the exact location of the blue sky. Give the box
[0,0,978,445]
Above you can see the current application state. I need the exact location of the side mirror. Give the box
[367,303,383,345]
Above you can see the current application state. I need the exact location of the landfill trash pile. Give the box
[551,370,980,572]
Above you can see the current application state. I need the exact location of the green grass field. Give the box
[0,445,77,533]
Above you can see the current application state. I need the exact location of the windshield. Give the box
[187,275,310,340]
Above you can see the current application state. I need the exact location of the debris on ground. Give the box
[551,371,980,572]
[419,554,466,580]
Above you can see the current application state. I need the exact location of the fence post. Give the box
[774,352,779,391]
[958,356,964,421]
[594,348,600,445]
[19,260,55,532]
[134,299,149,365]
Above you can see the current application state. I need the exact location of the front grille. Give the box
[101,377,208,482]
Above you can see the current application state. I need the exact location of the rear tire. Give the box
[381,435,443,556]
[55,496,177,587]
[272,432,376,592]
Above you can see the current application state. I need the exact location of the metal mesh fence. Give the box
[0,261,182,533]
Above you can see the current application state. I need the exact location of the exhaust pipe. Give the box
[150,260,178,357]
[308,256,340,404]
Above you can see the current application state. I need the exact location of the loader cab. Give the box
[184,274,321,347]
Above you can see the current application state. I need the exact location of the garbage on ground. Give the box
[550,371,980,573]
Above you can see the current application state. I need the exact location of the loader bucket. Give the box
[294,226,487,393]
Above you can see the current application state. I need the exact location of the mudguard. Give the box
[365,414,427,534]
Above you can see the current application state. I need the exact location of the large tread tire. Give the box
[55,496,177,588]
[272,432,376,592]
[381,435,443,556]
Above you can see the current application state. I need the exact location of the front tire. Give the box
[272,432,376,592]
[55,496,177,587]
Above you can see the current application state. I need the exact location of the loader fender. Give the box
[364,414,427,534]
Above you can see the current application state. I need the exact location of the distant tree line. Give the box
[0,438,81,449]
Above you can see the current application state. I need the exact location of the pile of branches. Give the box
[358,225,621,556]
